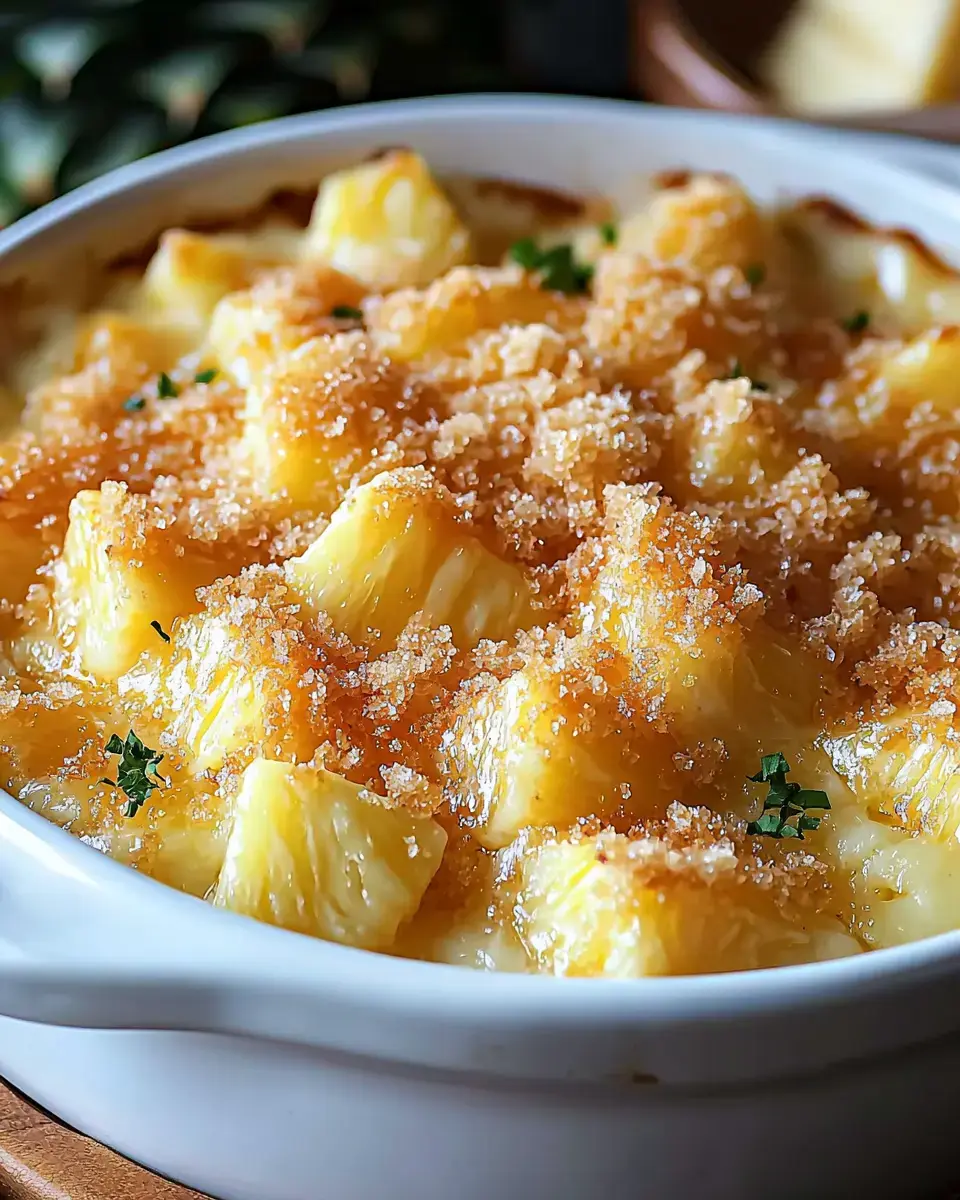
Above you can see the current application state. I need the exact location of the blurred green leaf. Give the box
[16,20,112,99]
[197,1,328,53]
[137,45,238,130]
[0,99,77,205]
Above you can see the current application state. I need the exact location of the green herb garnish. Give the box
[722,360,770,392]
[745,263,766,287]
[157,372,179,399]
[509,238,593,294]
[99,729,166,818]
[123,395,146,412]
[150,619,171,643]
[599,221,618,246]
[331,304,363,321]
[746,752,830,840]
[194,367,218,384]
[842,310,870,334]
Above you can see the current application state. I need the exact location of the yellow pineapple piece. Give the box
[619,174,769,274]
[52,482,226,681]
[827,801,960,949]
[441,653,685,850]
[207,264,367,386]
[116,568,323,775]
[212,758,447,949]
[802,329,960,517]
[584,252,774,391]
[141,230,289,333]
[304,150,471,290]
[0,694,231,899]
[73,312,189,375]
[823,710,960,840]
[512,807,859,977]
[879,328,960,410]
[22,311,192,434]
[121,571,323,775]
[668,378,800,505]
[366,265,582,363]
[579,487,822,768]
[286,467,534,651]
[78,775,229,900]
[812,330,960,441]
[0,434,97,609]
[779,201,960,332]
[242,333,431,514]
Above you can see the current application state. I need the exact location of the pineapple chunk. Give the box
[619,174,769,273]
[286,467,534,650]
[119,569,323,773]
[668,378,800,505]
[207,265,367,386]
[822,710,960,840]
[365,265,582,363]
[73,312,189,376]
[584,251,774,391]
[827,802,960,949]
[304,150,471,290]
[242,333,429,514]
[141,230,289,333]
[879,329,960,412]
[22,312,192,434]
[579,486,822,767]
[442,654,685,850]
[779,201,960,332]
[52,482,226,681]
[213,758,447,949]
[512,809,859,977]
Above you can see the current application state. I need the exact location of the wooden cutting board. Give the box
[0,1079,206,1199]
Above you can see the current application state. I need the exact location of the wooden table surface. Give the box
[0,1080,205,1199]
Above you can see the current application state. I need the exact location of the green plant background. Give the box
[0,0,508,224]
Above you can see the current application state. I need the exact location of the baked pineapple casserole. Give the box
[3,150,960,976]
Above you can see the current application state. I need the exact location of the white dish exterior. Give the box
[3,95,960,1200]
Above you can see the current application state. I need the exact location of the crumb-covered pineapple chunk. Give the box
[141,229,290,333]
[823,710,960,840]
[619,174,770,273]
[22,311,193,435]
[213,758,447,949]
[667,378,801,505]
[442,650,686,850]
[304,149,471,290]
[242,333,431,514]
[578,486,823,768]
[206,264,367,387]
[119,569,323,773]
[74,311,188,370]
[511,806,859,977]
[365,264,583,363]
[584,251,774,390]
[286,467,534,650]
[53,482,227,680]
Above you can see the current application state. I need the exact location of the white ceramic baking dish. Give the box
[2,95,960,1200]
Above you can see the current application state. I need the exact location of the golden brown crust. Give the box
[3,165,960,972]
